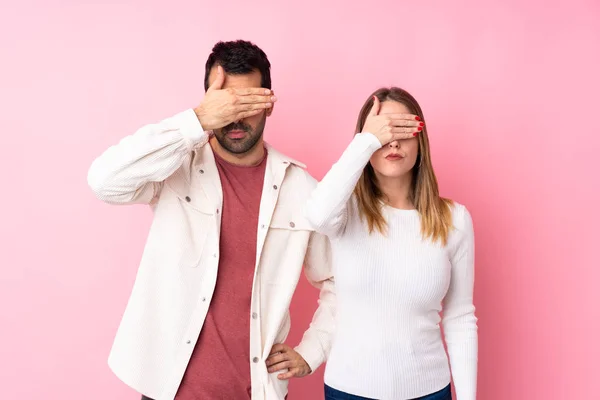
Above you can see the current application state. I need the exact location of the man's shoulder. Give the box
[266,144,317,189]
[285,164,317,190]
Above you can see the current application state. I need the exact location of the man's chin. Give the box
[219,138,258,155]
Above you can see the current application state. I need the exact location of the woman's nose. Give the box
[388,140,399,148]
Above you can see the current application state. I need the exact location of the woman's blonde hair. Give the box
[353,87,453,245]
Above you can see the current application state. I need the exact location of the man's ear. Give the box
[266,90,275,117]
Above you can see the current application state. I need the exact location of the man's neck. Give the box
[209,137,266,166]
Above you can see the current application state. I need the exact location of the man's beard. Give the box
[214,114,266,154]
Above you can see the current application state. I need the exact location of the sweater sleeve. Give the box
[442,206,478,400]
[294,231,336,373]
[87,109,209,205]
[303,133,382,238]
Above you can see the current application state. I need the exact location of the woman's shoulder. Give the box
[447,200,473,232]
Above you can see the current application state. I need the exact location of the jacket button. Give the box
[186,340,191,344]
[185,196,191,202]
[273,185,278,190]
[252,357,259,363]
[252,312,258,319]
[289,222,295,228]
[199,169,204,174]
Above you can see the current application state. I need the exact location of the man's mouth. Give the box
[225,130,247,139]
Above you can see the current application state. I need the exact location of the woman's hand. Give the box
[362,96,423,146]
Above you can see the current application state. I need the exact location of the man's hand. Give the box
[194,65,277,131]
[265,343,312,380]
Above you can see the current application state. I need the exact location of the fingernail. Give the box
[271,96,277,101]
[413,132,419,136]
[419,122,424,127]
[417,126,422,131]
[265,89,271,95]
[415,116,421,121]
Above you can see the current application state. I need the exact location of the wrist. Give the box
[193,105,210,130]
[357,132,384,148]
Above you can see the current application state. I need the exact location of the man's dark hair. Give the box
[204,40,272,91]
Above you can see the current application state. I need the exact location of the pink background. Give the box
[1,0,599,399]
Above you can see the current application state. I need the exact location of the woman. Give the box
[304,87,478,400]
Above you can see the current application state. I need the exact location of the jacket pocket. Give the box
[269,206,313,231]
[165,176,216,216]
[158,181,215,268]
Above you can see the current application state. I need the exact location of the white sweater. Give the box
[304,133,478,400]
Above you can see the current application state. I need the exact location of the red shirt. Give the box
[176,148,267,399]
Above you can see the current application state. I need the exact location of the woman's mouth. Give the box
[385,154,404,161]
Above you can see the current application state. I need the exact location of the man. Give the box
[88,40,335,400]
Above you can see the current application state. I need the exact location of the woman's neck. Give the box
[376,173,415,210]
